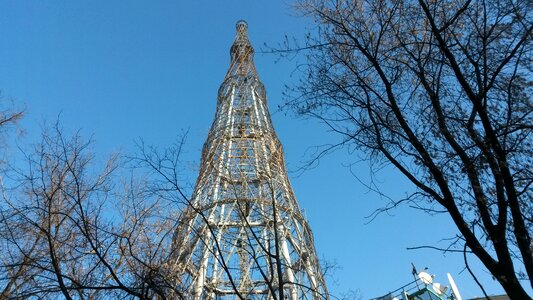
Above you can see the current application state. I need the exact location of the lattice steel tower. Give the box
[172,21,328,299]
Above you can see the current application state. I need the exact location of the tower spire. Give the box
[226,20,258,79]
[171,21,329,299]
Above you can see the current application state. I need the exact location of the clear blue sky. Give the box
[0,1,524,298]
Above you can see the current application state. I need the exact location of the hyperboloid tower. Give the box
[171,21,328,299]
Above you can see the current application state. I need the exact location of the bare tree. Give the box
[0,94,23,136]
[279,0,532,298]
[0,123,185,299]
[0,94,24,166]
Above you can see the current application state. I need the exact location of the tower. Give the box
[172,21,328,299]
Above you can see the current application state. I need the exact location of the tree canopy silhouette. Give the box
[283,0,532,298]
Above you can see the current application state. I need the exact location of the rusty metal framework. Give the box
[171,21,329,299]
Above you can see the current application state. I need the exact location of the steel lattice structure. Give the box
[171,21,329,299]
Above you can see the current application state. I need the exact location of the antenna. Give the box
[447,273,462,300]
[411,263,418,275]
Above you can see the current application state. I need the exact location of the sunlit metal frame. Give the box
[171,21,329,300]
